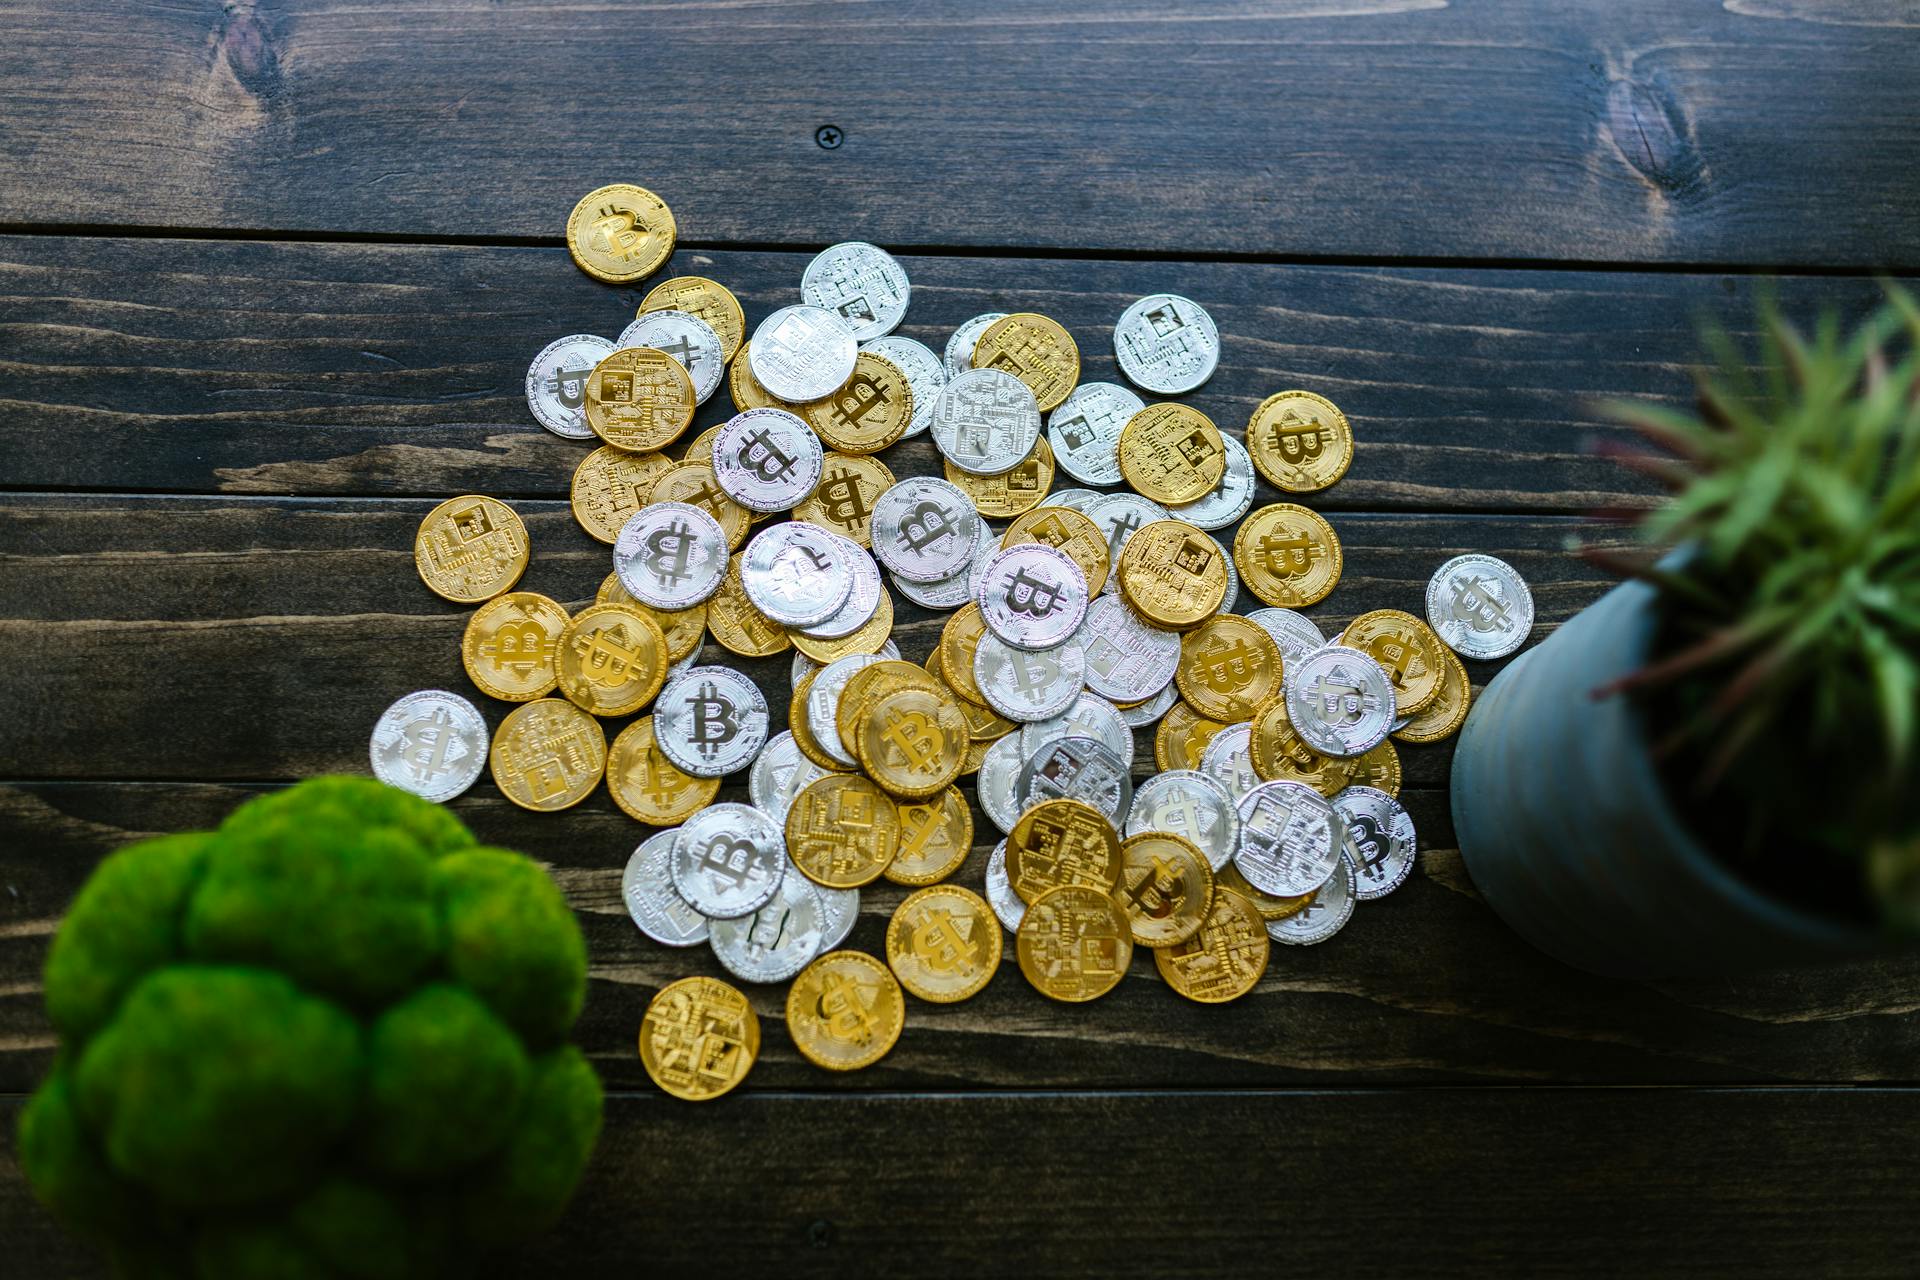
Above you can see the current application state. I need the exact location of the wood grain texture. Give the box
[0,2,1917,266]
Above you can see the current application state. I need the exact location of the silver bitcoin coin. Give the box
[930,367,1042,476]
[976,544,1089,650]
[802,241,911,341]
[984,839,1026,934]
[617,309,725,405]
[973,634,1086,722]
[1018,735,1133,826]
[862,336,947,438]
[1216,535,1241,614]
[748,730,832,826]
[1125,770,1240,871]
[622,830,709,948]
[1198,722,1259,808]
[1426,553,1535,660]
[669,802,786,920]
[976,733,1030,835]
[797,535,883,640]
[1269,858,1356,946]
[1247,608,1327,670]
[711,408,825,512]
[653,666,770,778]
[1169,431,1255,531]
[817,885,861,950]
[1083,491,1170,566]
[525,333,614,440]
[944,312,1009,377]
[369,689,487,803]
[748,304,859,401]
[807,652,892,768]
[870,476,983,583]
[1046,381,1143,485]
[1019,691,1132,765]
[1113,293,1220,394]
[1040,488,1104,514]
[1075,595,1180,704]
[891,518,997,609]
[1235,780,1340,897]
[740,521,852,627]
[1284,645,1397,757]
[613,502,729,609]
[709,869,826,983]
[1333,784,1417,901]
[793,640,896,688]
[1118,679,1179,728]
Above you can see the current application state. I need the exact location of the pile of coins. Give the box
[370,182,1538,1101]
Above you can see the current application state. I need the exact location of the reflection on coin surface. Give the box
[976,544,1090,650]
[985,840,1026,933]
[462,592,568,702]
[555,604,668,717]
[1234,503,1343,609]
[974,634,1085,723]
[1155,888,1269,1002]
[710,871,827,984]
[1117,518,1229,630]
[1235,779,1340,897]
[803,349,916,455]
[862,336,947,438]
[712,408,825,512]
[1119,402,1227,504]
[1047,381,1142,485]
[567,184,675,284]
[607,716,719,825]
[1156,700,1227,772]
[1018,691,1133,765]
[1125,769,1241,871]
[1117,832,1215,948]
[1199,721,1260,807]
[1169,431,1256,532]
[639,975,757,1101]
[1249,696,1354,797]
[1247,390,1354,493]
[622,830,710,948]
[1425,553,1535,659]
[1017,735,1133,826]
[584,346,695,453]
[370,690,488,803]
[741,521,852,627]
[669,803,786,919]
[1176,614,1284,723]
[1017,885,1133,1002]
[795,450,895,548]
[414,495,528,603]
[748,305,859,402]
[945,311,1010,377]
[1284,645,1396,757]
[1247,607,1326,670]
[613,502,729,609]
[802,241,911,340]
[785,950,905,1071]
[1113,293,1219,394]
[887,885,1003,1003]
[1075,595,1180,704]
[489,698,606,812]
[1342,608,1446,717]
[653,666,770,777]
[1268,858,1356,945]
[931,367,1042,476]
[640,275,746,362]
[1333,784,1418,900]
[527,333,615,439]
[786,774,901,888]
[618,309,725,405]
[885,786,974,886]
[971,312,1080,412]
[1006,797,1124,904]
[870,476,983,582]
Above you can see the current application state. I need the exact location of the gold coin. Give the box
[838,660,944,756]
[555,604,669,717]
[1341,608,1446,716]
[639,975,756,1101]
[461,592,568,702]
[887,885,1002,1003]
[649,461,750,551]
[413,495,529,603]
[584,346,695,453]
[803,350,914,454]
[571,446,675,544]
[679,424,724,465]
[1155,700,1227,771]
[1002,505,1110,597]
[489,698,607,812]
[785,774,901,889]
[1217,861,1312,922]
[595,573,706,662]
[729,341,795,412]
[706,553,792,657]
[1249,695,1355,796]
[1154,889,1270,1004]
[566,183,675,285]
[1117,833,1215,948]
[639,275,745,363]
[1175,615,1284,723]
[1016,884,1132,1002]
[597,571,638,607]
[1117,403,1226,504]
[792,589,894,663]
[789,671,851,773]
[937,605,993,707]
[606,716,719,824]
[960,737,991,775]
[971,312,1080,412]
[785,950,904,1072]
[944,435,1054,519]
[1006,798,1123,904]
[885,785,974,886]
[1347,737,1402,798]
[1116,519,1228,629]
[1232,503,1343,608]
[857,685,968,800]
[1246,390,1354,493]
[926,647,1017,742]
[793,452,895,547]
[1394,645,1471,744]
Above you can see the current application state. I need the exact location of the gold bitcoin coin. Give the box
[793,451,894,547]
[414,495,529,603]
[1175,615,1283,723]
[729,341,796,412]
[1341,608,1446,717]
[802,350,914,454]
[566,183,675,284]
[1017,884,1132,1003]
[937,605,993,707]
[461,592,568,702]
[571,446,675,545]
[1155,701,1228,771]
[649,461,750,551]
[679,424,724,465]
[1249,695,1355,796]
[639,275,746,363]
[960,738,991,775]
[972,312,1080,411]
[792,590,894,664]
[785,774,901,889]
[944,435,1055,519]
[1117,403,1226,504]
[1006,798,1123,904]
[1117,833,1215,949]
[857,685,968,800]
[785,950,905,1072]
[1247,390,1354,493]
[489,698,607,812]
[887,885,1002,1003]
[1116,518,1229,629]
[555,604,669,717]
[597,571,639,607]
[1154,888,1270,1004]
[639,975,757,1101]
[789,671,852,773]
[926,648,1016,742]
[884,785,974,886]
[1393,645,1471,744]
[1217,861,1312,923]
[1232,503,1343,608]
[606,716,719,824]
[1347,737,1403,798]
[594,573,705,662]
[706,553,792,657]
[1002,504,1110,597]
[838,661,944,756]
[584,346,695,453]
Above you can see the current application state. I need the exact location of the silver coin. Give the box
[944,312,1009,377]
[1426,553,1535,660]
[793,639,895,688]
[369,689,487,803]
[984,839,1025,934]
[1113,293,1220,394]
[669,803,786,920]
[1234,780,1340,897]
[1019,691,1132,765]
[617,309,725,405]
[891,517,996,609]
[1118,679,1179,728]
[1018,735,1133,826]
[667,636,704,683]
[1269,859,1356,946]
[1083,491,1170,566]
[1284,645,1397,757]
[1169,432,1255,531]
[797,536,883,639]
[748,731,832,826]
[976,544,1090,650]
[711,408,825,512]
[817,885,861,950]
[977,733,1029,834]
[613,502,729,609]
[622,830,709,948]
[709,870,826,983]
[740,522,852,627]
[806,652,892,768]
[1040,488,1104,514]
[748,304,859,401]
[1333,785,1417,901]
[862,336,947,438]
[973,634,1086,722]
[1198,722,1259,807]
[930,367,1042,476]
[525,333,614,440]
[1216,535,1241,614]
[1125,770,1240,871]
[653,666,770,778]
[1046,381,1143,485]
[1075,595,1180,704]
[802,241,911,341]
[869,476,983,583]
[1247,608,1327,669]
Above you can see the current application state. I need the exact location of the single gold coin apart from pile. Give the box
[1118,519,1229,629]
[567,183,676,284]
[1154,889,1271,1004]
[1217,862,1312,923]
[803,350,915,454]
[555,603,669,717]
[1118,403,1227,504]
[414,495,530,603]
[1003,505,1111,597]
[1250,696,1355,796]
[1017,884,1133,1003]
[1348,738,1403,798]
[971,312,1081,411]
[1117,832,1215,948]
[1247,390,1354,493]
[1155,701,1228,770]
[461,591,568,701]
[886,885,1003,1003]
[1006,798,1124,903]
[1175,614,1284,723]
[650,460,751,551]
[606,716,719,824]
[785,950,905,1072]
[1342,608,1446,716]
[639,975,757,1101]
[639,275,746,363]
[945,436,1056,520]
[857,684,968,800]
[571,446,675,544]
[1393,644,1472,744]
[794,451,894,547]
[489,698,606,812]
[785,774,901,888]
[884,786,974,885]
[585,346,696,452]
[1233,502,1343,608]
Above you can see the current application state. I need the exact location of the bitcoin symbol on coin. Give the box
[1270,409,1326,465]
[1448,574,1513,633]
[696,835,754,886]
[900,501,958,552]
[1258,531,1317,575]
[547,364,593,410]
[1310,675,1366,724]
[881,709,943,771]
[1003,567,1064,618]
[912,908,978,973]
[817,469,870,526]
[1105,512,1141,559]
[643,520,696,587]
[1347,814,1391,875]
[738,428,797,483]
[1124,856,1186,920]
[399,709,460,784]
[1199,640,1260,692]
[817,972,879,1043]
[576,626,642,686]
[828,373,890,431]
[590,205,646,261]
[689,682,740,754]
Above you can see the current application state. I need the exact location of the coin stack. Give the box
[369,183,1538,1102]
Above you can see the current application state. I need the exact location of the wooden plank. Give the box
[0,3,1917,267]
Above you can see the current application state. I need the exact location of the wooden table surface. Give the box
[4,2,1919,1275]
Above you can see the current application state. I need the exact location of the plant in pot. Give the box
[1452,292,1920,978]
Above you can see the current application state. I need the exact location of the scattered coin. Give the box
[1168,431,1256,532]
[461,592,568,702]
[885,786,974,886]
[984,840,1026,933]
[740,521,852,628]
[802,241,911,340]
[1005,797,1123,904]
[414,495,529,603]
[1047,381,1142,485]
[1017,734,1133,826]
[870,476,983,583]
[567,184,675,284]
[572,446,676,544]
[1342,608,1447,717]
[1233,502,1343,608]
[1198,721,1260,807]
[527,334,616,439]
[1017,690,1133,764]
[785,950,905,1071]
[1426,553,1535,659]
[710,871,827,984]
[802,349,916,455]
[489,698,607,812]
[1113,293,1219,394]
[931,366,1044,476]
[1075,595,1181,705]
[1268,858,1356,946]
[786,774,901,888]
[861,336,947,438]
[976,732,1029,834]
[607,716,719,825]
[856,684,968,800]
[639,975,757,1101]
[1083,490,1170,567]
[584,346,696,452]
[622,830,709,948]
[618,309,726,405]
[555,603,668,717]
[1125,769,1240,871]
[944,311,1010,377]
[1283,645,1396,757]
[1017,884,1133,1003]
[1117,832,1215,948]
[1155,700,1227,771]
[1154,888,1269,1002]
[748,305,860,402]
[1393,644,1472,744]
[1118,402,1227,504]
[669,802,785,919]
[944,435,1055,519]
[1117,519,1229,630]
[818,886,862,952]
[1175,614,1284,723]
[711,408,825,512]
[1248,695,1355,797]
[971,312,1080,412]
[649,460,751,551]
[1333,784,1418,900]
[974,634,1086,723]
[614,502,730,609]
[1234,779,1341,897]
[704,552,793,657]
[1246,607,1326,669]
[370,689,489,803]
[1246,390,1354,493]
[887,885,1003,1003]
[976,544,1090,650]
[654,666,770,778]
[639,275,746,363]
[748,730,832,826]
